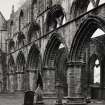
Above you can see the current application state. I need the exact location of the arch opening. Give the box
[27,22,40,42]
[17,31,25,47]
[46,4,65,32]
[19,10,24,31]
[27,44,42,91]
[43,33,68,97]
[69,16,105,100]
[8,55,15,92]
[87,54,105,99]
[16,51,26,91]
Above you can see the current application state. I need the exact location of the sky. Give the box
[87,0,105,11]
[0,0,105,20]
[0,0,25,20]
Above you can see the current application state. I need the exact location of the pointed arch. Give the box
[27,44,42,90]
[27,44,42,70]
[69,16,105,100]
[88,54,100,84]
[17,31,25,44]
[43,33,68,96]
[86,54,102,98]
[27,22,40,42]
[16,51,26,91]
[16,51,26,71]
[46,4,65,32]
[8,54,15,67]
[20,10,24,17]
[69,15,105,61]
[43,33,68,67]
[8,54,15,71]
[8,39,15,50]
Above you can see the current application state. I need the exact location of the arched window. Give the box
[46,4,65,32]
[8,39,15,50]
[10,20,13,37]
[43,33,68,96]
[16,51,26,90]
[27,22,40,42]
[27,44,41,90]
[17,31,25,47]
[93,59,100,84]
[19,10,24,31]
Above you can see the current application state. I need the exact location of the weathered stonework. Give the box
[0,0,105,105]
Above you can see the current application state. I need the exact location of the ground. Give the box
[0,93,24,105]
[0,93,105,105]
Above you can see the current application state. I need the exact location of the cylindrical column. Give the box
[55,81,65,104]
[66,61,86,103]
[8,72,14,92]
[16,71,24,91]
[27,69,38,91]
[43,67,56,96]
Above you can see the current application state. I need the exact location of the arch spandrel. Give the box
[43,33,68,67]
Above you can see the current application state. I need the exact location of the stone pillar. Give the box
[0,71,3,92]
[9,72,14,92]
[27,69,37,91]
[55,81,64,105]
[66,61,86,105]
[26,69,39,91]
[43,67,56,97]
[16,71,24,91]
[6,73,9,92]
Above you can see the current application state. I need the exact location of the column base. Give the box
[66,103,86,105]
[43,91,56,97]
[55,103,63,105]
[34,101,44,105]
[15,89,24,94]
[65,97,86,105]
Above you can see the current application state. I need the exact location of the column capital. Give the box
[7,72,14,75]
[26,68,38,72]
[67,61,86,66]
[26,70,35,73]
[55,80,67,87]
[15,71,24,74]
[43,66,56,70]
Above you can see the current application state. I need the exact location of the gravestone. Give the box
[24,91,34,105]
